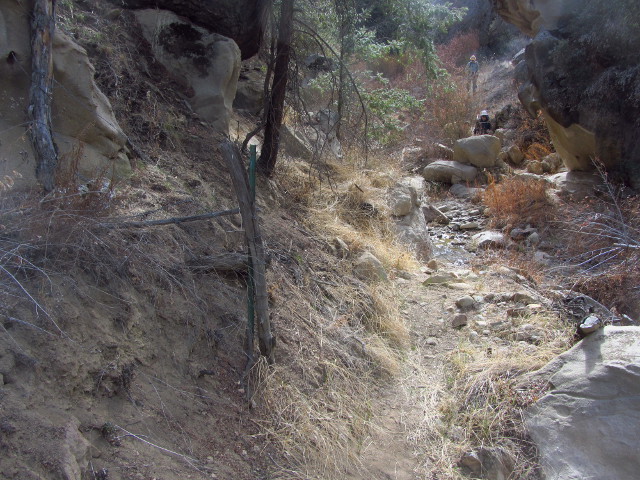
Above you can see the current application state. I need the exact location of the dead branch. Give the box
[186,253,248,273]
[29,0,58,192]
[99,208,240,228]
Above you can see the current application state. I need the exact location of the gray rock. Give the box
[423,272,458,285]
[451,314,468,328]
[527,326,640,480]
[507,145,525,165]
[549,171,605,199]
[393,207,434,261]
[526,160,544,175]
[449,183,482,199]
[422,160,478,184]
[280,125,314,160]
[526,231,541,246]
[425,337,438,346]
[459,447,515,480]
[388,185,416,217]
[354,252,387,282]
[456,296,476,311]
[509,226,536,240]
[453,135,502,168]
[511,291,537,305]
[422,205,450,224]
[471,231,508,250]
[579,314,603,334]
[460,221,480,230]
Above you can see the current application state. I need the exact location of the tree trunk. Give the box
[221,141,275,363]
[257,0,294,177]
[29,0,58,193]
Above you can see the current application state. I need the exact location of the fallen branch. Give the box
[99,208,240,228]
[186,253,248,273]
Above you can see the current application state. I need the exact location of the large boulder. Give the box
[135,9,241,133]
[423,160,478,184]
[453,135,502,168]
[388,184,417,217]
[526,326,640,480]
[389,180,433,261]
[494,0,640,185]
[112,0,268,59]
[0,1,130,189]
[234,63,264,115]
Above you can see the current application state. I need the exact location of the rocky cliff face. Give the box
[112,0,269,60]
[493,0,640,185]
[0,0,130,189]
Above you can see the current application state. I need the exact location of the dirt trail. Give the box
[348,191,544,479]
[347,266,463,480]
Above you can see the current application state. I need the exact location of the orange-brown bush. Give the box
[507,108,554,159]
[436,30,481,74]
[482,175,555,231]
[525,142,554,161]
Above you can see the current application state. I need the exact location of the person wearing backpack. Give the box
[474,110,492,135]
[466,55,479,93]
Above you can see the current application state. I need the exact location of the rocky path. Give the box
[348,192,551,480]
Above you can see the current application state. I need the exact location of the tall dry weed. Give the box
[558,186,640,316]
[482,175,555,231]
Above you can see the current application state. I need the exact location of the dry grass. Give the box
[276,151,420,274]
[482,175,555,232]
[409,312,573,479]
[246,149,415,478]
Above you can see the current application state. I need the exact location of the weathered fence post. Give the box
[220,141,275,364]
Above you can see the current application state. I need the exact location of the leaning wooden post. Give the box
[29,0,58,192]
[220,141,275,364]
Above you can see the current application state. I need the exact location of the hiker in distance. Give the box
[466,55,479,94]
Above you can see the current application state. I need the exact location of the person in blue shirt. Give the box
[466,55,479,93]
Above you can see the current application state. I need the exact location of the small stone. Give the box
[395,270,414,280]
[459,451,482,473]
[527,231,541,246]
[423,272,458,285]
[451,314,468,328]
[482,329,491,335]
[426,337,438,346]
[456,295,476,311]
[490,320,509,330]
[512,291,537,305]
[579,315,602,334]
[460,221,480,230]
[333,237,350,258]
[427,259,439,270]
